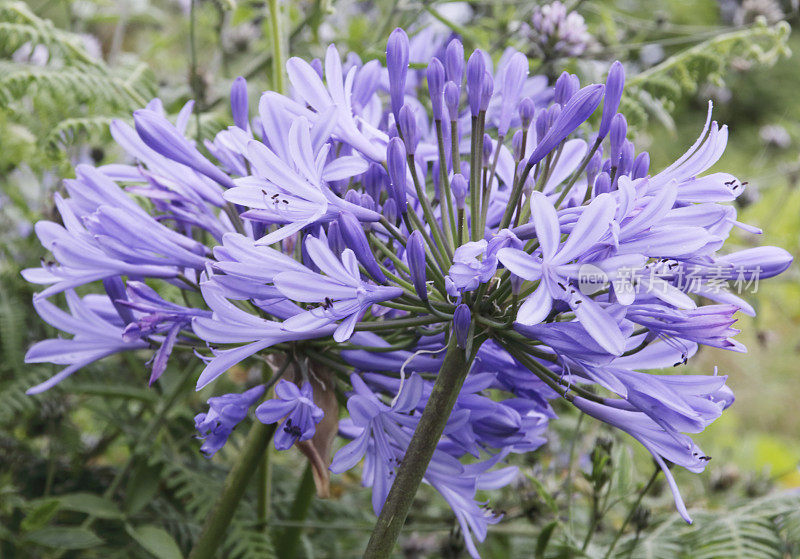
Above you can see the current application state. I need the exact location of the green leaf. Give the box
[20,499,60,532]
[58,492,123,520]
[525,472,558,514]
[535,521,558,559]
[125,459,163,515]
[24,527,103,550]
[126,524,183,559]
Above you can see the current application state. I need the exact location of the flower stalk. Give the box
[188,420,277,559]
[363,332,474,558]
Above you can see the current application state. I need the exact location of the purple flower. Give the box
[573,396,709,523]
[25,292,149,394]
[20,26,792,551]
[275,236,403,342]
[447,240,499,294]
[256,380,324,450]
[118,281,211,384]
[497,192,638,354]
[196,385,265,457]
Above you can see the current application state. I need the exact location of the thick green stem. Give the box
[275,463,316,558]
[188,421,277,559]
[363,334,472,558]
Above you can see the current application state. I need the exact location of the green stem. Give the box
[189,0,201,143]
[275,463,317,558]
[363,334,473,558]
[267,0,287,94]
[257,445,272,531]
[604,467,660,559]
[188,421,278,559]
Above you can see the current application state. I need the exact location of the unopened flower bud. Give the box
[387,137,408,214]
[230,76,249,131]
[338,211,386,283]
[453,304,471,349]
[398,105,418,155]
[445,39,464,85]
[451,173,468,209]
[386,28,410,119]
[598,61,625,139]
[445,81,460,122]
[466,50,486,116]
[406,230,427,301]
[519,97,536,128]
[427,57,446,121]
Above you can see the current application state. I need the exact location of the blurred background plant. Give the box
[1,0,799,557]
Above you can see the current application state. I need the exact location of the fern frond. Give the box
[44,116,117,150]
[625,19,791,128]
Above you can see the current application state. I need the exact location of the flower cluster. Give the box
[529,1,593,58]
[23,26,791,557]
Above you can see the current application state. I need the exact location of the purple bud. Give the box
[586,150,603,185]
[534,108,549,142]
[451,173,468,209]
[546,104,562,127]
[512,129,525,160]
[553,72,572,105]
[398,105,418,155]
[483,133,493,162]
[406,230,428,300]
[445,38,464,85]
[619,139,634,177]
[102,277,134,325]
[427,57,446,121]
[527,84,604,169]
[360,193,376,213]
[363,163,384,201]
[382,198,398,224]
[480,71,494,112]
[631,151,650,179]
[594,171,611,195]
[453,304,471,349]
[717,246,793,279]
[338,211,387,283]
[386,28,410,119]
[343,189,359,205]
[310,58,323,78]
[609,113,627,167]
[522,164,535,195]
[519,97,536,128]
[134,109,234,188]
[231,76,249,131]
[498,52,528,136]
[466,50,486,116]
[387,137,408,213]
[327,220,345,255]
[598,61,625,139]
[444,81,461,122]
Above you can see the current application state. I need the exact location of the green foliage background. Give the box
[1,1,799,557]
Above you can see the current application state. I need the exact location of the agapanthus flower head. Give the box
[530,1,593,58]
[22,24,791,558]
